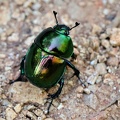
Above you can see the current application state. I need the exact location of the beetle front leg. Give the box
[9,56,28,84]
[45,78,64,114]
[64,58,85,86]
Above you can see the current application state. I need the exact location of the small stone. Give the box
[74,48,79,55]
[107,57,119,66]
[24,36,35,46]
[83,94,99,109]
[87,72,99,85]
[32,3,41,10]
[0,6,11,25]
[110,29,120,46]
[26,111,37,119]
[14,104,23,113]
[103,73,115,85]
[6,108,17,120]
[2,99,12,106]
[33,109,46,120]
[101,39,110,49]
[92,24,102,35]
[8,33,19,42]
[0,117,5,120]
[118,99,120,107]
[108,0,115,4]
[96,76,102,83]
[103,9,110,15]
[83,88,91,94]
[76,86,84,93]
[88,85,97,93]
[15,0,26,5]
[90,37,100,51]
[57,103,64,110]
[90,59,97,65]
[0,54,6,58]
[95,63,107,75]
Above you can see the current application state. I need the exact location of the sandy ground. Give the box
[0,0,120,120]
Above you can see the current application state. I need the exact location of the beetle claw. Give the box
[44,96,54,114]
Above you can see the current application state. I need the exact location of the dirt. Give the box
[0,0,120,120]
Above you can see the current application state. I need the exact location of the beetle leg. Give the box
[64,59,85,86]
[9,56,28,84]
[45,78,64,114]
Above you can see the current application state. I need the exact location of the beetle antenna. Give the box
[53,11,58,25]
[69,22,80,30]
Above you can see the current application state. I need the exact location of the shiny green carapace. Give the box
[10,11,84,114]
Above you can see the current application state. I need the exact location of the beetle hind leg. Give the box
[9,56,28,84]
[45,78,64,114]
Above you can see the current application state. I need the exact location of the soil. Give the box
[0,0,120,120]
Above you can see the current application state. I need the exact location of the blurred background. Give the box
[0,0,120,120]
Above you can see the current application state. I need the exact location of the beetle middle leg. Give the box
[9,56,28,84]
[45,78,64,114]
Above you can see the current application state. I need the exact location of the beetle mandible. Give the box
[9,11,84,114]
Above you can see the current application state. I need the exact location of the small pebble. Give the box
[95,63,107,75]
[14,104,23,113]
[101,39,110,49]
[57,103,64,110]
[83,88,91,94]
[107,57,119,66]
[110,29,120,46]
[87,72,98,85]
[103,9,110,15]
[76,86,84,93]
[6,108,17,120]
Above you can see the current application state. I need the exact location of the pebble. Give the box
[15,0,26,5]
[107,57,119,66]
[76,86,84,93]
[90,59,97,65]
[8,33,19,42]
[14,104,23,113]
[0,117,5,120]
[110,29,120,46]
[32,3,41,10]
[0,54,6,59]
[33,109,46,119]
[90,37,100,51]
[96,76,102,83]
[83,88,91,94]
[26,111,37,119]
[103,9,110,15]
[0,6,11,25]
[103,73,115,85]
[95,63,107,75]
[87,72,99,85]
[24,36,35,46]
[92,24,102,35]
[2,100,12,106]
[101,39,110,49]
[83,93,99,109]
[57,103,64,110]
[6,108,17,120]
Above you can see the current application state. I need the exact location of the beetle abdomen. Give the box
[25,43,66,88]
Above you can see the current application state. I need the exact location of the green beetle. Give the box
[10,11,84,113]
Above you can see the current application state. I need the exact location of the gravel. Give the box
[0,0,120,120]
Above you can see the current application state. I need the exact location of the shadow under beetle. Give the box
[9,11,85,114]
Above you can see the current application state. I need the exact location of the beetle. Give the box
[9,11,85,113]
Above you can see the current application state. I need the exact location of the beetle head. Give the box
[53,11,80,36]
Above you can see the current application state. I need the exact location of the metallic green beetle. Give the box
[10,11,84,113]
